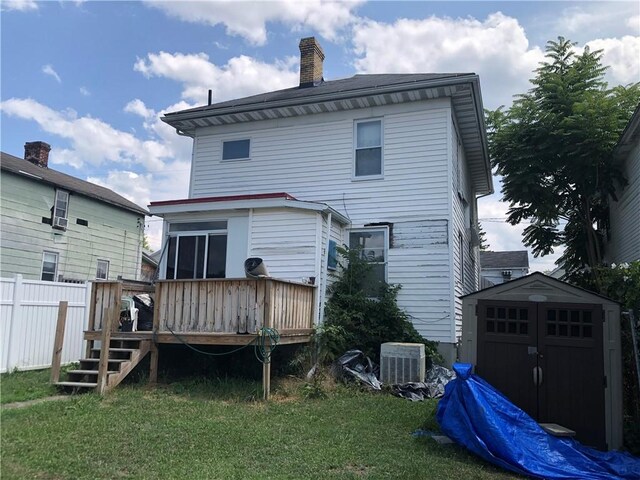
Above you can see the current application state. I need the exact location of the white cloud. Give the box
[42,64,62,83]
[585,36,640,85]
[79,86,90,96]
[554,4,639,39]
[0,97,172,171]
[2,0,38,11]
[124,98,155,119]
[145,0,363,45]
[134,51,299,103]
[351,13,545,109]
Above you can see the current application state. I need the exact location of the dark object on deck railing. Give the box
[245,257,269,278]
[133,294,154,331]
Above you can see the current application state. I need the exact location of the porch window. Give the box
[165,221,228,280]
[354,119,383,178]
[349,228,388,296]
[96,259,109,280]
[41,251,59,282]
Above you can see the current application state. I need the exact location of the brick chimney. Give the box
[299,37,325,88]
[24,141,51,168]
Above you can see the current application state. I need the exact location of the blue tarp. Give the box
[436,363,640,479]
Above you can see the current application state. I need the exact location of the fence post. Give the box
[96,306,115,394]
[5,274,24,372]
[50,301,69,384]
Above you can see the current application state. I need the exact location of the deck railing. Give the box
[88,278,316,335]
[154,278,315,333]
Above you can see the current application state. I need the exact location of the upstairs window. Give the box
[53,190,69,229]
[41,251,59,282]
[222,139,250,161]
[54,190,69,219]
[354,119,382,178]
[349,228,388,297]
[96,259,110,280]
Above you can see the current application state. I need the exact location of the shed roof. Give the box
[480,250,529,269]
[462,272,618,304]
[1,151,149,216]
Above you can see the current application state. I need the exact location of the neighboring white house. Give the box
[149,37,493,364]
[480,250,530,285]
[605,104,640,264]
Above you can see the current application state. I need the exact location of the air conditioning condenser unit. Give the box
[380,342,426,385]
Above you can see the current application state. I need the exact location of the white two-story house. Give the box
[149,38,493,363]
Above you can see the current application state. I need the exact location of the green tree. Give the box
[487,37,640,284]
[476,220,489,251]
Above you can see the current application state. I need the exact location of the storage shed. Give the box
[459,272,622,451]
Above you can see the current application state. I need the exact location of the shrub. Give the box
[322,246,442,365]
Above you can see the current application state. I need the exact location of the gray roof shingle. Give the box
[164,73,473,118]
[480,250,530,269]
[1,151,149,216]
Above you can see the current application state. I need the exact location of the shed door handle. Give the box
[533,366,543,386]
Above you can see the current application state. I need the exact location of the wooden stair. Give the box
[56,337,151,394]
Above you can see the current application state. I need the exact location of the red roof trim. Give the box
[149,192,297,207]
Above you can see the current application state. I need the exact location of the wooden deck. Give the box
[52,278,316,398]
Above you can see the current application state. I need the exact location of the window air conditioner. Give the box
[53,216,68,230]
[380,342,426,385]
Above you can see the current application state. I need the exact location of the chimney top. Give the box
[24,141,51,168]
[299,37,325,88]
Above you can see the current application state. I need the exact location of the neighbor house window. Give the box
[54,190,69,219]
[222,139,250,160]
[349,228,388,296]
[166,221,228,279]
[354,119,382,178]
[41,251,59,282]
[96,259,109,280]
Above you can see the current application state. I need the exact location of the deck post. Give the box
[96,306,115,394]
[149,343,159,384]
[149,283,161,385]
[262,279,273,400]
[50,301,68,384]
[262,353,271,401]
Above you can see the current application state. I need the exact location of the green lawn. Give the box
[1,371,521,479]
[1,367,61,404]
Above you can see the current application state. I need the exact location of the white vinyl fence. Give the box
[1,275,91,373]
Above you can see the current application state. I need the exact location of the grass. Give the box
[1,367,63,404]
[1,370,521,480]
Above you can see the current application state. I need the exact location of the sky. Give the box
[2,0,639,272]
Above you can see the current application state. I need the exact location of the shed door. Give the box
[476,300,605,449]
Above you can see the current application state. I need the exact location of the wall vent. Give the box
[380,342,425,385]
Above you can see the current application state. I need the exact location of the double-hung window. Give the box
[41,251,59,282]
[349,228,388,296]
[222,139,250,161]
[165,221,228,280]
[96,259,110,280]
[53,190,69,229]
[354,119,383,178]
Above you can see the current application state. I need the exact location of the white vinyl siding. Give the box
[451,115,479,341]
[249,208,318,282]
[188,98,456,343]
[606,141,640,263]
